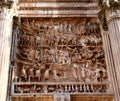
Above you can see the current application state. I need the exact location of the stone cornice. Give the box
[18,2,99,17]
[19,0,98,3]
[19,9,99,17]
[19,2,98,8]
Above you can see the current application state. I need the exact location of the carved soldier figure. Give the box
[29,35,34,46]
[18,34,26,46]
[72,37,77,45]
[72,63,82,81]
[88,34,101,46]
[81,65,86,81]
[95,48,104,59]
[80,35,88,46]
[20,67,27,81]
[15,86,23,93]
[35,68,41,81]
[79,22,85,34]
[63,21,68,32]
[44,65,51,81]
[35,49,41,61]
[28,68,34,82]
[68,23,72,33]
[27,48,34,60]
[81,47,89,59]
[12,63,19,82]
[58,50,70,64]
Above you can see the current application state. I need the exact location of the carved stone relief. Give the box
[12,18,109,95]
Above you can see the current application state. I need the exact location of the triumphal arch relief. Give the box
[1,0,120,101]
[10,17,112,101]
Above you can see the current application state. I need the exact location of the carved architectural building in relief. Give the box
[0,0,120,101]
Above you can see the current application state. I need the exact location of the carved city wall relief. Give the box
[12,18,109,95]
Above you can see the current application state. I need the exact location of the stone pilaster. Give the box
[0,8,13,101]
[99,0,120,100]
[0,1,18,101]
[100,26,120,101]
[107,10,120,92]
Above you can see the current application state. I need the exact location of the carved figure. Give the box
[81,66,86,81]
[15,86,23,93]
[80,35,88,46]
[23,87,30,93]
[95,48,104,59]
[72,64,82,81]
[35,68,41,81]
[12,63,19,82]
[17,48,34,61]
[35,49,41,61]
[63,21,68,32]
[13,19,108,93]
[49,49,56,63]
[72,37,77,45]
[20,67,27,81]
[81,47,88,59]
[27,48,34,60]
[79,22,85,34]
[18,34,26,45]
[28,68,34,81]
[44,65,51,80]
[58,50,70,64]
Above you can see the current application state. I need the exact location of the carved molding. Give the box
[19,0,98,3]
[18,1,99,17]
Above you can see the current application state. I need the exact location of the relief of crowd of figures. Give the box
[14,83,109,94]
[12,18,109,94]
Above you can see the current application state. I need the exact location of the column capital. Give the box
[0,0,19,21]
[98,0,120,31]
[99,0,120,10]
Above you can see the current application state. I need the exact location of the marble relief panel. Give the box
[12,18,109,95]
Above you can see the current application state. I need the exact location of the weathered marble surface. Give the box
[0,8,13,101]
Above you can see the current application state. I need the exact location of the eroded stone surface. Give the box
[11,18,109,100]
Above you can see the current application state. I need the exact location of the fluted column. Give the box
[99,1,120,100]
[100,26,120,101]
[107,10,120,93]
[0,7,16,101]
